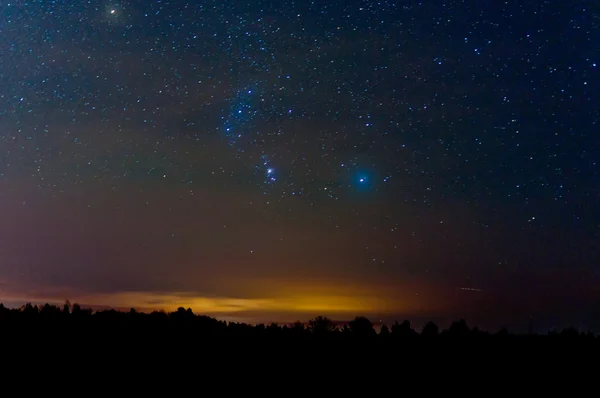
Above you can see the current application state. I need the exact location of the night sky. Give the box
[1,1,599,332]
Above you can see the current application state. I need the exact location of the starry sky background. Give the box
[0,0,599,332]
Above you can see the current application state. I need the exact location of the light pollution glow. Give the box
[0,278,435,323]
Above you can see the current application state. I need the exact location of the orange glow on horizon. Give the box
[0,291,395,314]
[0,276,445,323]
[0,278,436,321]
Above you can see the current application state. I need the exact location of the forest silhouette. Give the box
[0,301,596,341]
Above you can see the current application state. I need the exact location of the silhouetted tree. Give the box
[391,320,417,337]
[266,322,281,336]
[0,300,596,343]
[421,321,439,337]
[379,325,390,336]
[349,316,376,336]
[171,307,195,323]
[308,316,337,335]
[40,303,61,320]
[446,319,471,337]
[290,321,306,336]
[21,303,38,321]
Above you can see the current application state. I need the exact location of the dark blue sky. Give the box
[0,0,599,332]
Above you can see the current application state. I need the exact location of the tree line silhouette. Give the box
[0,301,597,340]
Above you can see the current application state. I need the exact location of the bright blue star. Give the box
[352,171,375,191]
[355,174,371,188]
